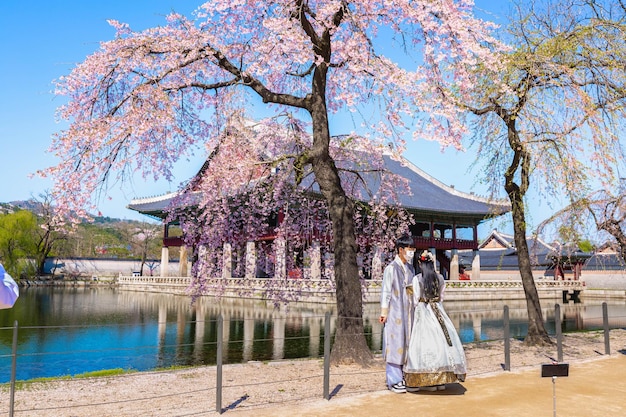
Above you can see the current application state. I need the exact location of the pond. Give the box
[0,287,624,383]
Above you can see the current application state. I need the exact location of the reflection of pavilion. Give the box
[118,292,620,362]
[121,292,383,362]
[128,152,509,283]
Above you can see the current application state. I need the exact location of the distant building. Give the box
[456,229,596,281]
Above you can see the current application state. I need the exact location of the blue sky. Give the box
[0,1,529,234]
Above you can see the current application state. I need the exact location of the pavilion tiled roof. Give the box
[127,152,510,225]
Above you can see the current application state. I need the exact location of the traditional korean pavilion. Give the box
[128,152,511,280]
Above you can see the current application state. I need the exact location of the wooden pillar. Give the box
[429,221,435,248]
[452,222,457,246]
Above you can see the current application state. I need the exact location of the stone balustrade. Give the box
[117,275,586,303]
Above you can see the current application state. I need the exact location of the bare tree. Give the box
[448,0,626,345]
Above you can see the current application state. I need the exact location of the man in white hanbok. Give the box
[404,251,466,392]
[379,235,415,393]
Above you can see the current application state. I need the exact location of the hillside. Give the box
[1,200,165,262]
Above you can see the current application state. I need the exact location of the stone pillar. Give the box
[222,243,232,279]
[310,241,321,280]
[246,241,256,279]
[274,238,286,280]
[450,249,459,280]
[472,249,481,280]
[371,246,383,280]
[179,245,188,277]
[160,246,170,277]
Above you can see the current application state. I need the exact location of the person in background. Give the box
[404,250,467,392]
[0,262,20,309]
[379,234,415,393]
[459,264,471,280]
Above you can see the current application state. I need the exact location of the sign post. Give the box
[541,363,569,417]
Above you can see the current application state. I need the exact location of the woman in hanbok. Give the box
[404,251,466,392]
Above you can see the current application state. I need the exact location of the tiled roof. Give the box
[128,152,510,223]
[381,155,509,219]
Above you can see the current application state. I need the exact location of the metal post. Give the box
[602,302,610,355]
[216,314,223,414]
[555,304,563,362]
[323,312,331,400]
[10,320,18,417]
[552,376,557,417]
[503,306,510,371]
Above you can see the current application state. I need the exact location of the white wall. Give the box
[44,258,181,278]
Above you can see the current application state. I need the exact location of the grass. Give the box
[1,368,133,392]
[0,364,212,392]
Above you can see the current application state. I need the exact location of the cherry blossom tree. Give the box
[446,0,626,345]
[43,1,500,364]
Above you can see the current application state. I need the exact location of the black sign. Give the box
[541,363,569,377]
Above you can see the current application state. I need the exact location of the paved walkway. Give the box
[232,354,626,417]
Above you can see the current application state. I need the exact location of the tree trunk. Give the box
[504,123,552,346]
[509,191,552,345]
[308,102,372,366]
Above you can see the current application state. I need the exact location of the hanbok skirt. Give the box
[404,301,466,388]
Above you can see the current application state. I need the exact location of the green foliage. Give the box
[1,201,164,278]
[0,210,38,277]
[54,220,162,260]
[577,239,594,253]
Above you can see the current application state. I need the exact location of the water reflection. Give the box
[0,287,624,382]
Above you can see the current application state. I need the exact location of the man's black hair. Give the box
[395,234,414,252]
